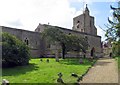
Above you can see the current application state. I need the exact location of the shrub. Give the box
[2,32,31,67]
[112,41,120,56]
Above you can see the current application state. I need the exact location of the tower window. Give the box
[77,23,79,28]
[81,29,84,32]
[77,21,80,23]
[76,21,80,29]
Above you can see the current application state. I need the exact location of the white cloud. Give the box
[0,0,82,31]
[77,0,117,2]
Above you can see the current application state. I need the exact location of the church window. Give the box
[77,24,79,28]
[81,29,84,32]
[76,21,80,29]
[77,21,80,23]
[24,38,29,45]
[85,36,88,39]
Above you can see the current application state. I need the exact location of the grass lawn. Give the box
[2,58,96,83]
[118,56,120,70]
[115,56,120,70]
[115,56,120,84]
[116,56,120,84]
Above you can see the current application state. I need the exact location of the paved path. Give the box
[80,58,118,83]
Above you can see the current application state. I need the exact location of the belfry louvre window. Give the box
[77,21,80,28]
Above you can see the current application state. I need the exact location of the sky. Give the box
[0,0,119,41]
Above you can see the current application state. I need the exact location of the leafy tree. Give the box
[42,27,88,59]
[112,41,120,56]
[106,1,120,41]
[1,32,31,67]
[105,2,120,56]
[42,27,66,59]
[65,34,88,53]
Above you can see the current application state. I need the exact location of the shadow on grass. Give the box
[59,58,96,66]
[2,63,39,76]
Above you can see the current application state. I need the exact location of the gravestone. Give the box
[2,79,9,85]
[57,73,64,83]
[79,58,83,64]
[71,73,78,77]
[46,59,49,63]
[40,59,43,62]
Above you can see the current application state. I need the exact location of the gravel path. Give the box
[80,58,118,83]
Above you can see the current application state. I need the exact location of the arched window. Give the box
[85,36,88,40]
[81,29,84,32]
[24,38,29,45]
[76,23,79,28]
[77,21,80,23]
[76,21,80,29]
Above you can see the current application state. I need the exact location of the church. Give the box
[1,5,103,58]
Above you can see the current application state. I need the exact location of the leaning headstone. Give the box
[71,73,78,77]
[40,59,43,62]
[46,59,49,63]
[2,79,9,85]
[57,73,64,84]
[79,58,83,64]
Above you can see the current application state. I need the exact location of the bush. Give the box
[112,41,120,56]
[2,32,31,67]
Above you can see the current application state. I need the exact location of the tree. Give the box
[105,1,120,56]
[65,34,88,53]
[106,1,120,41]
[112,41,120,56]
[42,27,66,59]
[42,27,88,59]
[1,32,31,67]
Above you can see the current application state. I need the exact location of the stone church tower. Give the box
[72,4,97,36]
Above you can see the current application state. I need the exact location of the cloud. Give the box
[0,0,82,31]
[7,19,23,27]
[77,0,117,2]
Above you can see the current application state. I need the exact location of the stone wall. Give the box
[1,26,41,57]
[73,14,97,35]
[35,24,102,58]
[73,14,85,32]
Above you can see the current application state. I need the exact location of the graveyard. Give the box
[1,1,120,84]
[2,58,96,83]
